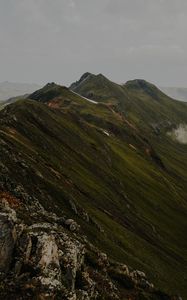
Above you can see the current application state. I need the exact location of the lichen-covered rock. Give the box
[35,233,62,292]
[0,200,17,274]
[59,232,85,292]
[130,269,154,290]
[0,199,175,300]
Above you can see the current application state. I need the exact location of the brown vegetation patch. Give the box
[48,98,61,109]
[0,191,21,209]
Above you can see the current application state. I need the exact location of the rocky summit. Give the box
[0,73,187,300]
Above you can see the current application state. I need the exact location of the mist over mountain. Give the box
[0,82,41,101]
[160,87,187,102]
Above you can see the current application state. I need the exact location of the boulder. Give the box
[65,219,80,232]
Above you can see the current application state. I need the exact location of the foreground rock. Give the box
[0,195,181,300]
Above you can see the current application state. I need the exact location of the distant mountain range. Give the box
[160,87,187,102]
[0,81,41,101]
[0,80,187,103]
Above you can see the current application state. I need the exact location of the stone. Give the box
[65,219,80,232]
[0,202,17,273]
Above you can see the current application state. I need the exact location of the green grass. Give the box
[0,78,187,298]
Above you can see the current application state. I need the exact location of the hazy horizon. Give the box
[1,0,187,87]
[0,75,187,89]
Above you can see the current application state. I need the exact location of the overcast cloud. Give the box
[0,0,187,86]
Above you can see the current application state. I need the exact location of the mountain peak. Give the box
[124,79,164,100]
[125,79,155,89]
[80,72,92,81]
[70,72,92,90]
[70,72,109,91]
[28,82,68,102]
[44,82,58,88]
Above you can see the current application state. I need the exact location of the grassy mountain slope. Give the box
[70,74,187,188]
[70,74,187,126]
[0,79,187,298]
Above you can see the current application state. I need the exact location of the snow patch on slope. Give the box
[72,91,98,104]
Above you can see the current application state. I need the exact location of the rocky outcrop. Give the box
[0,196,181,299]
[0,199,17,274]
[0,196,96,299]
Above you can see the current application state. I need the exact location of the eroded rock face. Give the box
[0,200,17,274]
[0,197,88,299]
[12,225,86,299]
[0,198,177,300]
[34,232,62,292]
[59,233,85,292]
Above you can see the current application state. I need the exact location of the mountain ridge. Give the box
[0,74,187,299]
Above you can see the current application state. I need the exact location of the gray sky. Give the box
[0,0,187,86]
